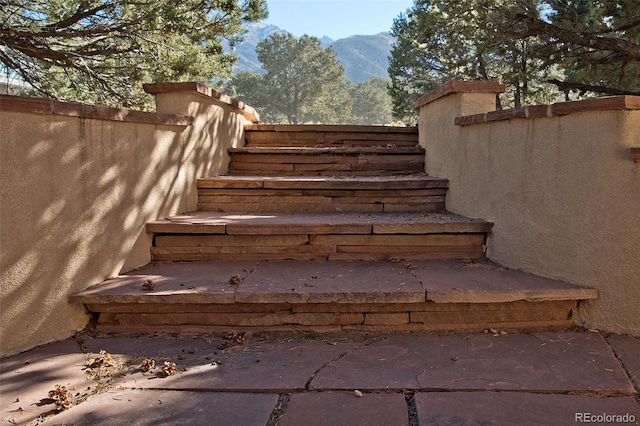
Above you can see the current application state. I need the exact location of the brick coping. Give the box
[0,94,192,126]
[414,80,506,109]
[455,95,640,126]
[143,82,259,123]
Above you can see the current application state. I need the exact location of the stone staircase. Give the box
[228,125,425,176]
[228,146,425,176]
[73,125,597,334]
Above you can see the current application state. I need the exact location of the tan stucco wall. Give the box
[418,86,640,335]
[0,86,255,356]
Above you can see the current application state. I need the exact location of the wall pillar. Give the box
[415,80,505,178]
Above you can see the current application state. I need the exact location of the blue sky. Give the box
[264,0,415,40]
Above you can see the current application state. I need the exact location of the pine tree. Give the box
[0,0,268,108]
[387,0,640,122]
[249,34,351,124]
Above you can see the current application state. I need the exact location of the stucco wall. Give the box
[417,81,640,335]
[0,84,258,356]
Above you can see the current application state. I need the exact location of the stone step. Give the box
[197,176,448,213]
[245,124,418,148]
[146,212,492,261]
[227,146,425,176]
[72,260,598,334]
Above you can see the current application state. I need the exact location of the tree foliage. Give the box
[227,34,394,125]
[503,0,640,96]
[255,33,352,124]
[229,33,352,124]
[0,0,268,107]
[389,0,640,123]
[349,77,393,125]
[388,9,441,124]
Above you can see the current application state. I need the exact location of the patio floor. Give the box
[1,331,638,425]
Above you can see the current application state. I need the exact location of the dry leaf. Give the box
[142,279,155,291]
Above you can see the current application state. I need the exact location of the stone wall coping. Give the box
[0,94,193,126]
[414,80,506,109]
[143,82,260,123]
[454,95,640,126]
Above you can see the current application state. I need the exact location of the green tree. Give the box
[388,0,640,121]
[251,33,351,124]
[226,71,289,121]
[349,77,393,125]
[388,9,441,124]
[0,0,268,108]
[388,0,558,123]
[500,0,640,96]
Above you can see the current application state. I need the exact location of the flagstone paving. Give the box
[606,333,640,391]
[2,331,638,425]
[309,333,634,394]
[414,392,640,426]
[45,390,278,426]
[235,261,426,304]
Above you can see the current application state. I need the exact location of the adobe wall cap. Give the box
[0,94,192,126]
[144,82,260,123]
[414,80,506,109]
[454,95,640,126]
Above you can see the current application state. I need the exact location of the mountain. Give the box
[230,23,286,75]
[331,33,395,83]
[230,23,393,84]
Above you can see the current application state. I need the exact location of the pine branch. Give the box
[547,79,640,96]
[513,12,640,61]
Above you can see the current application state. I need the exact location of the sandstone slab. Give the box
[0,339,91,425]
[411,260,598,303]
[84,337,361,392]
[310,332,634,394]
[415,392,640,426]
[73,261,258,304]
[279,392,408,426]
[48,389,277,426]
[235,260,425,304]
[606,334,640,390]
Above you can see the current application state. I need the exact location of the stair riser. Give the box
[91,300,575,333]
[197,203,444,214]
[197,191,446,213]
[228,169,426,177]
[151,233,486,261]
[245,129,418,148]
[197,177,449,190]
[229,154,425,164]
[228,156,425,176]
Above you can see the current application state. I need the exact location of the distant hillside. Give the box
[230,23,284,75]
[331,33,395,83]
[230,23,393,84]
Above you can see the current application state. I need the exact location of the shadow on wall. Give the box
[0,86,257,357]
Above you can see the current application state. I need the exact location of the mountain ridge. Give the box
[230,22,394,84]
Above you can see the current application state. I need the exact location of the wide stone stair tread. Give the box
[146,211,492,235]
[74,260,597,305]
[73,260,597,333]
